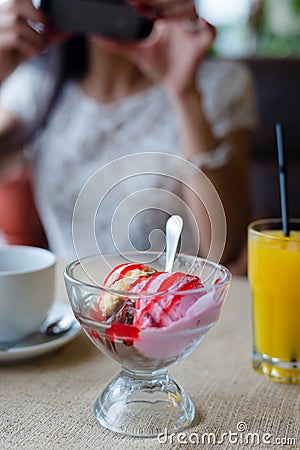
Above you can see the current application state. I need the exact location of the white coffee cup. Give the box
[0,245,56,343]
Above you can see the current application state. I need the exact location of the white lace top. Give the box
[0,52,257,259]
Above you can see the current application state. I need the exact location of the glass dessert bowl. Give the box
[64,251,231,437]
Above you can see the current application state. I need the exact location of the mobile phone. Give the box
[41,0,154,40]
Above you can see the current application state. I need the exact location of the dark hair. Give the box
[32,35,89,137]
[60,35,89,81]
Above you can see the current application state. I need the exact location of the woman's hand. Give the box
[90,18,216,98]
[0,0,47,82]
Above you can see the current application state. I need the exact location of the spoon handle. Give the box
[165,215,183,273]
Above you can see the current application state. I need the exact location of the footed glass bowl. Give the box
[64,252,231,437]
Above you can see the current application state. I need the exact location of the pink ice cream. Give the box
[97,262,225,360]
[132,271,204,328]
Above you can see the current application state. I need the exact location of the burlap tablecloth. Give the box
[0,266,299,450]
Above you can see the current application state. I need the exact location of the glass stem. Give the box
[121,367,169,381]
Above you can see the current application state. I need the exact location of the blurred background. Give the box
[0,0,299,249]
[197,0,300,58]
[196,0,300,223]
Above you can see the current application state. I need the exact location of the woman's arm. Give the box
[0,0,66,147]
[0,44,63,157]
[0,109,25,179]
[0,0,46,83]
[0,109,23,136]
[170,88,253,266]
[0,0,47,160]
[147,21,254,266]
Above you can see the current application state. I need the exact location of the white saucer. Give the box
[0,301,81,363]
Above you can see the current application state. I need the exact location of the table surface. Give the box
[1,265,299,450]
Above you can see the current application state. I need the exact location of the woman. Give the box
[0,0,256,272]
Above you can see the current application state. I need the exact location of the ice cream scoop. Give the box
[132,271,204,328]
[99,263,157,316]
[99,261,204,331]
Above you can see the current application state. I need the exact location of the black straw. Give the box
[275,123,290,237]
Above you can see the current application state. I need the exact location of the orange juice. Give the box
[248,220,300,383]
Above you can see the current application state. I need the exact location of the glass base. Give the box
[94,368,195,437]
[253,352,300,384]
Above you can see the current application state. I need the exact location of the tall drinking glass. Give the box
[248,219,300,383]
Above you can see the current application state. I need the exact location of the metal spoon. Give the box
[165,215,183,273]
[39,312,75,336]
[0,311,76,351]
